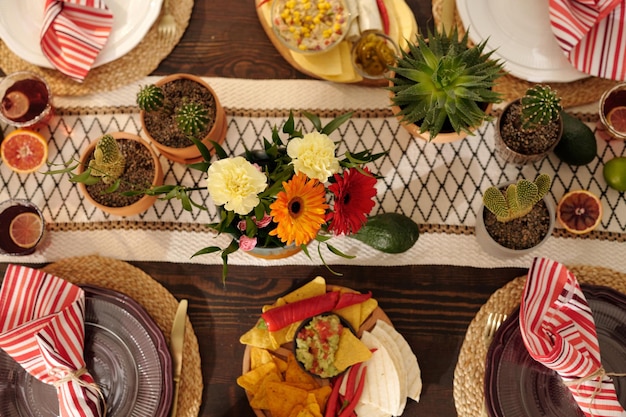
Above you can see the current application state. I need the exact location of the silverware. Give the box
[169,299,188,417]
[483,312,507,343]
[157,0,177,39]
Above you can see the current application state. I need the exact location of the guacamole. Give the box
[295,314,343,378]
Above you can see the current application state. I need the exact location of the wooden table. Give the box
[0,1,531,416]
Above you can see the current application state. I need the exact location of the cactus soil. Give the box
[85,139,156,208]
[482,198,551,250]
[142,78,217,148]
[499,101,561,155]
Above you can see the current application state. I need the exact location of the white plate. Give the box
[0,0,163,69]
[455,0,588,82]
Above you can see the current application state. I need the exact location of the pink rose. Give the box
[239,235,257,251]
[237,219,247,231]
[255,213,272,228]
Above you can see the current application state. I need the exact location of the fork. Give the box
[483,312,507,343]
[157,0,176,39]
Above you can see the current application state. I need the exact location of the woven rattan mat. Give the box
[431,0,620,107]
[0,0,193,96]
[42,255,202,417]
[453,265,626,417]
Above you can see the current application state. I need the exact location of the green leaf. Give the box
[104,179,121,193]
[326,243,356,259]
[282,111,295,135]
[189,137,213,162]
[303,111,322,132]
[321,112,353,135]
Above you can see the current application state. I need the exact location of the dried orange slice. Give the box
[607,106,626,134]
[9,212,43,248]
[0,129,48,173]
[557,190,602,235]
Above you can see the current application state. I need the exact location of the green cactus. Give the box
[175,102,210,136]
[136,84,164,112]
[520,85,562,130]
[88,134,126,184]
[483,174,551,222]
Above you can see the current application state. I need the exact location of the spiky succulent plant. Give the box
[88,134,126,184]
[483,174,552,223]
[175,102,210,136]
[388,27,504,139]
[136,84,164,112]
[520,85,562,130]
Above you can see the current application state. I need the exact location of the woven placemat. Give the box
[431,0,620,107]
[0,0,193,96]
[453,265,626,417]
[42,255,203,417]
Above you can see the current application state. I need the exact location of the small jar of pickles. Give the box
[351,30,399,79]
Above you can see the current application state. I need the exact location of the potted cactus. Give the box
[475,174,555,257]
[137,73,227,163]
[48,132,164,216]
[387,27,505,143]
[494,84,563,165]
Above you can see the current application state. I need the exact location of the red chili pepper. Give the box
[261,291,340,331]
[324,373,345,417]
[376,0,390,35]
[343,362,363,403]
[338,366,367,417]
[334,292,372,311]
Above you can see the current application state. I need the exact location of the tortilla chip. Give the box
[283,277,326,303]
[333,304,361,330]
[305,393,323,417]
[286,354,319,388]
[266,382,310,417]
[295,410,315,417]
[309,385,332,410]
[237,361,280,392]
[269,321,301,346]
[360,298,378,327]
[273,355,288,373]
[250,347,274,369]
[240,321,279,350]
[249,372,282,409]
[334,328,372,372]
[288,405,305,417]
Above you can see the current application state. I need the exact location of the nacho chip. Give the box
[249,372,282,409]
[334,328,372,372]
[309,385,332,411]
[250,347,274,369]
[283,277,326,303]
[304,393,323,417]
[237,361,280,392]
[273,355,288,373]
[240,320,279,350]
[360,298,378,326]
[266,382,310,417]
[333,304,361,330]
[286,354,319,389]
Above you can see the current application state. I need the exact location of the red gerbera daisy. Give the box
[327,167,377,235]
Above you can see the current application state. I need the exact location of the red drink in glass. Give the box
[0,71,52,128]
[0,199,45,256]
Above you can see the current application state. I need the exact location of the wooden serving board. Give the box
[255,0,418,86]
[241,285,392,417]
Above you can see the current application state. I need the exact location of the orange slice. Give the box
[0,129,48,173]
[557,190,602,235]
[9,212,43,249]
[607,106,626,134]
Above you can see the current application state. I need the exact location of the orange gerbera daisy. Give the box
[269,173,329,246]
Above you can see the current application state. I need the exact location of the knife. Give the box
[169,299,188,417]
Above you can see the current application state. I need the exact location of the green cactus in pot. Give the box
[483,174,552,223]
[87,134,126,185]
[520,85,562,130]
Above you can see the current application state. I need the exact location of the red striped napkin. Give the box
[520,258,626,417]
[0,264,104,417]
[549,0,626,81]
[40,0,114,82]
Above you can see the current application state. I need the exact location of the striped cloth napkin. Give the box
[40,0,114,82]
[549,0,626,81]
[520,257,626,417]
[0,264,104,417]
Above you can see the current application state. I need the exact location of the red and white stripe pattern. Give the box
[549,0,626,81]
[520,258,626,417]
[0,265,103,417]
[40,0,114,82]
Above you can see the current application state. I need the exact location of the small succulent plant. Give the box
[520,85,562,130]
[136,84,164,112]
[175,102,209,137]
[483,174,552,223]
[88,134,126,184]
[388,27,504,139]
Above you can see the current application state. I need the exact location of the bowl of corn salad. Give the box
[271,0,351,54]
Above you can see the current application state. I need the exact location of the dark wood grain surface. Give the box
[0,1,531,416]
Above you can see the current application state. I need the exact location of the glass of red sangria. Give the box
[0,71,53,128]
[598,83,626,140]
[0,199,46,256]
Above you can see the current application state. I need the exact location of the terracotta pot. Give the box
[140,73,228,164]
[494,99,563,165]
[388,76,492,143]
[475,181,556,258]
[78,132,164,216]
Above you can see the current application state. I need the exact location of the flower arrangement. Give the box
[153,111,386,281]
